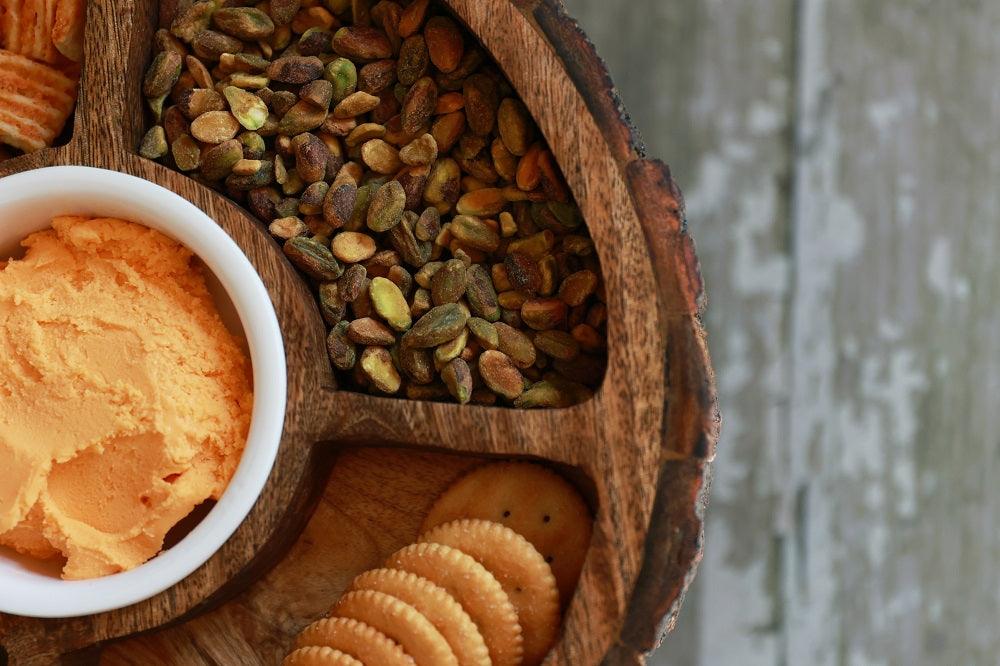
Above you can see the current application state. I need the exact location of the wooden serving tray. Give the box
[0,0,718,664]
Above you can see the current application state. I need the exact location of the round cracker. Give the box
[386,542,524,666]
[330,589,457,666]
[281,646,364,666]
[420,519,561,666]
[0,50,79,152]
[421,461,592,606]
[294,616,412,666]
[348,568,491,666]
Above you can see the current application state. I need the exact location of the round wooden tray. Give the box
[0,1,718,664]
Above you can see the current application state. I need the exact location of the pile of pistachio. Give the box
[141,0,607,406]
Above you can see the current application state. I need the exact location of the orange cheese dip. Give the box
[0,216,253,580]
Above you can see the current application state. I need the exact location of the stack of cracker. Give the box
[282,462,594,666]
[0,0,85,154]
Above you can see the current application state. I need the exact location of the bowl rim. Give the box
[0,165,287,618]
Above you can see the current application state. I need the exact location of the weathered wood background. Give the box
[562,0,1000,664]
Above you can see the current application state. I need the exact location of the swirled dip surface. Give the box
[0,216,253,579]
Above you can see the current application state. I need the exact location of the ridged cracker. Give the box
[386,541,523,666]
[421,461,592,606]
[420,518,561,666]
[280,646,364,666]
[0,48,78,152]
[331,589,457,666]
[51,0,85,62]
[348,567,491,666]
[294,616,413,666]
[0,0,62,64]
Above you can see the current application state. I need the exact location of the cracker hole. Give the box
[542,515,551,523]
[502,510,511,518]
[545,556,554,564]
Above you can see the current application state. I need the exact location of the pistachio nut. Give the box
[386,211,431,267]
[139,125,168,160]
[324,57,359,102]
[191,29,243,61]
[278,100,328,135]
[397,34,429,86]
[497,98,534,157]
[449,214,500,252]
[433,327,467,365]
[493,321,536,369]
[143,49,183,99]
[466,317,499,351]
[358,59,398,95]
[348,317,396,346]
[300,79,334,110]
[292,132,330,183]
[331,231,377,263]
[326,320,357,370]
[477,350,524,400]
[283,236,343,280]
[338,263,368,302]
[402,303,468,348]
[223,86,268,130]
[401,75,438,135]
[366,180,406,232]
[190,110,240,143]
[332,26,393,61]
[464,263,500,322]
[269,0,302,26]
[212,7,275,40]
[268,216,309,240]
[369,276,412,331]
[177,88,225,120]
[267,55,324,84]
[200,138,243,180]
[360,138,402,174]
[462,73,499,137]
[424,16,463,73]
[171,134,201,171]
[298,26,333,56]
[400,345,435,384]
[170,1,214,43]
[430,258,466,305]
[441,357,472,404]
[324,180,358,229]
[558,269,599,307]
[359,346,401,394]
[333,91,381,118]
[521,298,568,331]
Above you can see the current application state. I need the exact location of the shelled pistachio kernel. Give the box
[144,0,606,406]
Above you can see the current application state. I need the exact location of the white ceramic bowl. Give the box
[0,166,286,618]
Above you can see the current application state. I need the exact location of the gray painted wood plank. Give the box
[787,1,1000,664]
[564,0,1000,664]
[560,1,796,664]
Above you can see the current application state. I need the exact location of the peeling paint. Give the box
[762,36,784,59]
[719,329,752,395]
[747,101,785,135]
[559,0,1000,663]
[926,237,971,300]
[698,519,781,666]
[732,184,791,296]
[866,99,902,135]
[683,153,731,222]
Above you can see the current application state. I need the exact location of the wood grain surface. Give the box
[0,0,717,664]
[564,0,1000,664]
